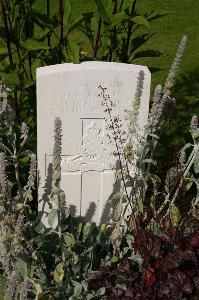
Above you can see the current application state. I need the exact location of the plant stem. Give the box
[58,198,65,263]
[1,0,20,121]
[47,0,51,46]
[169,147,196,207]
[1,0,13,63]
[59,0,64,63]
[93,18,102,58]
[14,159,23,199]
[122,0,137,63]
[156,146,197,218]
[108,0,118,61]
[98,86,142,238]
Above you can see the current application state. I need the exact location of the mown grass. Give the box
[137,0,199,90]
[135,0,199,149]
[3,0,199,147]
[35,0,199,92]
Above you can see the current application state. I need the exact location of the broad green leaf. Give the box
[137,199,143,213]
[24,39,50,51]
[72,252,79,265]
[31,58,43,80]
[86,293,95,299]
[15,257,28,278]
[96,287,105,296]
[192,130,199,140]
[36,28,51,41]
[186,180,193,191]
[115,284,127,291]
[64,0,72,25]
[146,10,174,21]
[72,281,82,297]
[130,33,152,54]
[7,131,16,147]
[66,40,80,63]
[131,16,150,29]
[28,8,58,28]
[83,223,96,241]
[33,220,45,234]
[54,262,64,283]
[170,204,181,227]
[95,0,111,24]
[110,12,127,26]
[64,232,75,248]
[120,0,134,12]
[3,70,20,87]
[111,255,118,263]
[67,17,84,35]
[133,50,161,60]
[165,167,178,192]
[90,16,100,41]
[0,47,8,57]
[48,209,58,226]
[23,79,34,89]
[108,192,123,201]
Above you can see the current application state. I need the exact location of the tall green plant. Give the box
[99,36,197,232]
[81,0,166,62]
[0,0,166,147]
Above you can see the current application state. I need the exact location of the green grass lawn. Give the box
[2,0,199,148]
[34,0,199,94]
[136,0,199,90]
[135,0,199,149]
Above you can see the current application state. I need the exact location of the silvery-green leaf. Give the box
[53,262,64,283]
[170,204,181,227]
[194,156,199,174]
[64,232,75,248]
[15,258,28,278]
[96,287,105,296]
[72,281,82,297]
[48,209,58,227]
[165,167,178,192]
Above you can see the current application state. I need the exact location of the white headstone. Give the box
[37,62,151,224]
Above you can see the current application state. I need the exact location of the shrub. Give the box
[0,36,198,299]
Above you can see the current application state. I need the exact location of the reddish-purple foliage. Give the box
[88,228,199,299]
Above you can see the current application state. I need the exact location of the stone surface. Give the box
[37,61,151,224]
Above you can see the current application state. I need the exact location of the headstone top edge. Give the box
[36,61,151,77]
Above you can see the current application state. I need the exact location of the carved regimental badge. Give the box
[61,119,116,173]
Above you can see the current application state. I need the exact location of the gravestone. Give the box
[37,62,151,224]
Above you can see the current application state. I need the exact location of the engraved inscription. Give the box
[49,79,127,114]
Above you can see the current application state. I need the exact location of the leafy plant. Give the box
[80,0,165,62]
[0,0,166,146]
[98,36,199,232]
[0,34,198,299]
[88,227,199,299]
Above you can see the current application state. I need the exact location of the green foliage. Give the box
[0,59,198,297]
[0,0,165,150]
[0,3,198,298]
[98,36,199,236]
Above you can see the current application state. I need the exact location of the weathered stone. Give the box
[37,62,151,224]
